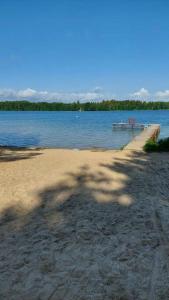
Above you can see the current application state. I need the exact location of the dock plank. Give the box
[124,124,160,151]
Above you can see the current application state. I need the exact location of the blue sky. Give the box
[0,0,169,101]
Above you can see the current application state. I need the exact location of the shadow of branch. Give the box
[0,147,42,162]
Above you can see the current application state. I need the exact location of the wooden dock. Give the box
[124,124,160,151]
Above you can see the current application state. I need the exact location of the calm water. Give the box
[0,111,169,149]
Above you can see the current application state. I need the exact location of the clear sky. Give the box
[0,0,169,102]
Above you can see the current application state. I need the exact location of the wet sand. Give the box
[1,147,169,299]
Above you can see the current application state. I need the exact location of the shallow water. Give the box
[0,111,168,149]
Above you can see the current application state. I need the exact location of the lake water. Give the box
[0,111,169,149]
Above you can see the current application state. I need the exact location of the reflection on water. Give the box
[0,111,168,149]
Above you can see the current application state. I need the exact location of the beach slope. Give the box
[1,148,169,299]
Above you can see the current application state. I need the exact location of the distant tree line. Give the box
[0,100,169,111]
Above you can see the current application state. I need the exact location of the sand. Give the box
[1,147,169,300]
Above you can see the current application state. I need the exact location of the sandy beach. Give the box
[1,147,169,299]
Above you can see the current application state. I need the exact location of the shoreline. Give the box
[0,123,160,153]
[0,145,118,152]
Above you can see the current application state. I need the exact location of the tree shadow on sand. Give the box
[1,151,169,299]
[0,147,42,162]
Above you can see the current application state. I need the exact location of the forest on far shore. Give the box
[0,100,169,111]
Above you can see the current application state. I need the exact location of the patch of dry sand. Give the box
[1,148,169,299]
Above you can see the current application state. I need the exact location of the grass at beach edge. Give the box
[144,137,169,152]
